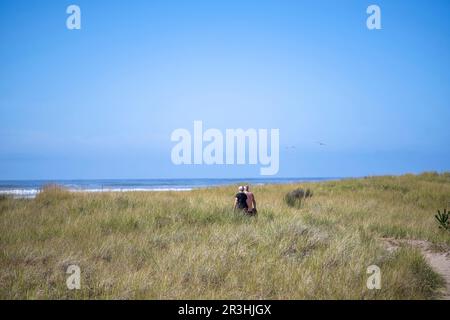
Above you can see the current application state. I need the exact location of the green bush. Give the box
[284,188,313,208]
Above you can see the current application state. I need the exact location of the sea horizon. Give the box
[0,177,343,198]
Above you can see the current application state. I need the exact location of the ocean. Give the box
[0,178,338,198]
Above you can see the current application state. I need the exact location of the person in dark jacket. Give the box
[233,186,248,212]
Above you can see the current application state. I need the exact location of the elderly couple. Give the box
[233,185,257,216]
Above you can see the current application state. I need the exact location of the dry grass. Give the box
[0,172,449,299]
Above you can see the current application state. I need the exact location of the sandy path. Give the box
[381,238,450,300]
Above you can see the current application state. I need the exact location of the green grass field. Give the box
[1,172,449,299]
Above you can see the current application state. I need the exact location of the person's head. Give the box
[238,186,244,192]
[244,185,250,192]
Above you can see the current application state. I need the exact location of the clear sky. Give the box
[1,0,449,179]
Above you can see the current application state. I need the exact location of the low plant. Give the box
[435,209,450,231]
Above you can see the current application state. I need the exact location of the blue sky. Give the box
[1,0,449,179]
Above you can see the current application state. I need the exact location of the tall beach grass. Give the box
[0,172,449,299]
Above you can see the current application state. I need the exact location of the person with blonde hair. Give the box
[244,185,257,216]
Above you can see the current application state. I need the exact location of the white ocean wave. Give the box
[0,187,193,199]
[0,189,40,197]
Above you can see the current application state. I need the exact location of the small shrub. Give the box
[0,194,7,201]
[435,209,450,231]
[35,184,72,204]
[285,188,313,208]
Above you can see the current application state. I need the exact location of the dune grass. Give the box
[0,172,449,299]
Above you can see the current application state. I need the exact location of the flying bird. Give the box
[284,145,297,152]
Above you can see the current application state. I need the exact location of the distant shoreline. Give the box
[0,177,341,199]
